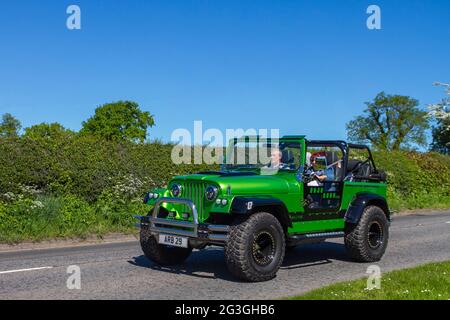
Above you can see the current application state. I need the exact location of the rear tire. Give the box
[344,205,389,262]
[225,212,285,282]
[140,227,192,266]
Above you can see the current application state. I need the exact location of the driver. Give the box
[266,148,289,170]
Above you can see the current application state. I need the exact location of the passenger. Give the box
[306,155,328,186]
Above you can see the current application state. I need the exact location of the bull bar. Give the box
[135,197,229,243]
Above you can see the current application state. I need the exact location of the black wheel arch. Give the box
[345,192,390,225]
[230,197,292,233]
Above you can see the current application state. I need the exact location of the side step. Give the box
[287,231,345,245]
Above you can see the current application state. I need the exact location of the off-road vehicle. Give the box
[135,136,390,282]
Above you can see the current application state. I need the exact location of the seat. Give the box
[281,149,294,165]
[325,151,342,180]
[358,163,371,177]
[346,160,362,174]
[325,151,338,165]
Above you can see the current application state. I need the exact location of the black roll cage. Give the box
[305,140,379,179]
[347,143,378,173]
[223,136,379,177]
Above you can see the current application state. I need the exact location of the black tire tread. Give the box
[344,205,389,262]
[225,212,285,282]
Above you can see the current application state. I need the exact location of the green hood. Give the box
[171,171,298,196]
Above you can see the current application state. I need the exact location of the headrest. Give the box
[346,160,362,173]
[325,151,338,165]
[281,149,294,163]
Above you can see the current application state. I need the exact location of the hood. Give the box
[171,171,295,195]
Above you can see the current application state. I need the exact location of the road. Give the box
[0,211,449,299]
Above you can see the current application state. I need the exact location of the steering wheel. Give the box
[303,170,319,183]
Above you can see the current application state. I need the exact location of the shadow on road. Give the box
[281,241,352,270]
[128,241,352,282]
[128,247,237,281]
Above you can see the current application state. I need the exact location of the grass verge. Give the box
[0,194,144,244]
[288,261,450,300]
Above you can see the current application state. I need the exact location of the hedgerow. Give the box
[0,135,448,243]
[0,135,215,202]
[373,151,450,209]
[0,135,217,242]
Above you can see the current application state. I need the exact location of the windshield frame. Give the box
[222,137,302,172]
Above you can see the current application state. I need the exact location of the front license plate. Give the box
[158,234,188,248]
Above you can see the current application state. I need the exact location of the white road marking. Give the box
[0,266,53,275]
[446,221,450,224]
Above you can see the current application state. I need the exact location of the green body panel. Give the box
[145,136,387,236]
[289,219,345,234]
[340,181,387,209]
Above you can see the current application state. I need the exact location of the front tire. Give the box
[225,212,285,282]
[344,205,389,262]
[140,227,192,266]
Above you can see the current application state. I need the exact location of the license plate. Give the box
[158,234,188,248]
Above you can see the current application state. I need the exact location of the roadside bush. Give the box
[0,194,144,243]
[0,195,62,242]
[0,134,448,243]
[373,150,450,210]
[0,135,216,202]
[59,195,97,236]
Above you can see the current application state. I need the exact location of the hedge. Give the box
[0,136,215,202]
[0,136,448,243]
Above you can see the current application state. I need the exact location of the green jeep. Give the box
[135,136,390,282]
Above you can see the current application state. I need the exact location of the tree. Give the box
[346,92,429,150]
[0,113,21,137]
[23,122,74,140]
[80,101,155,143]
[428,82,450,154]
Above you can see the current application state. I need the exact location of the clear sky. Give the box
[0,0,449,144]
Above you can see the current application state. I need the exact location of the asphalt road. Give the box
[1,211,449,299]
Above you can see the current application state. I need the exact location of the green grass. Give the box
[388,190,450,211]
[288,261,450,300]
[0,194,143,244]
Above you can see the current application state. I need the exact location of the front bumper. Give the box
[135,197,229,244]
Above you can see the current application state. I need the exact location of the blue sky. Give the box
[0,0,449,144]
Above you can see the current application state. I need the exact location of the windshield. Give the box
[224,140,301,171]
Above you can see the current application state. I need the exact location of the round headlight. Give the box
[170,184,182,197]
[205,185,218,201]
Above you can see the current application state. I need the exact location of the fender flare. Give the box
[230,197,292,229]
[344,193,390,225]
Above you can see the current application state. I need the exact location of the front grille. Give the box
[183,182,206,220]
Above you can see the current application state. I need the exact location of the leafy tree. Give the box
[346,92,429,150]
[24,122,74,140]
[0,113,21,137]
[428,82,450,154]
[80,101,154,143]
[431,120,450,154]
